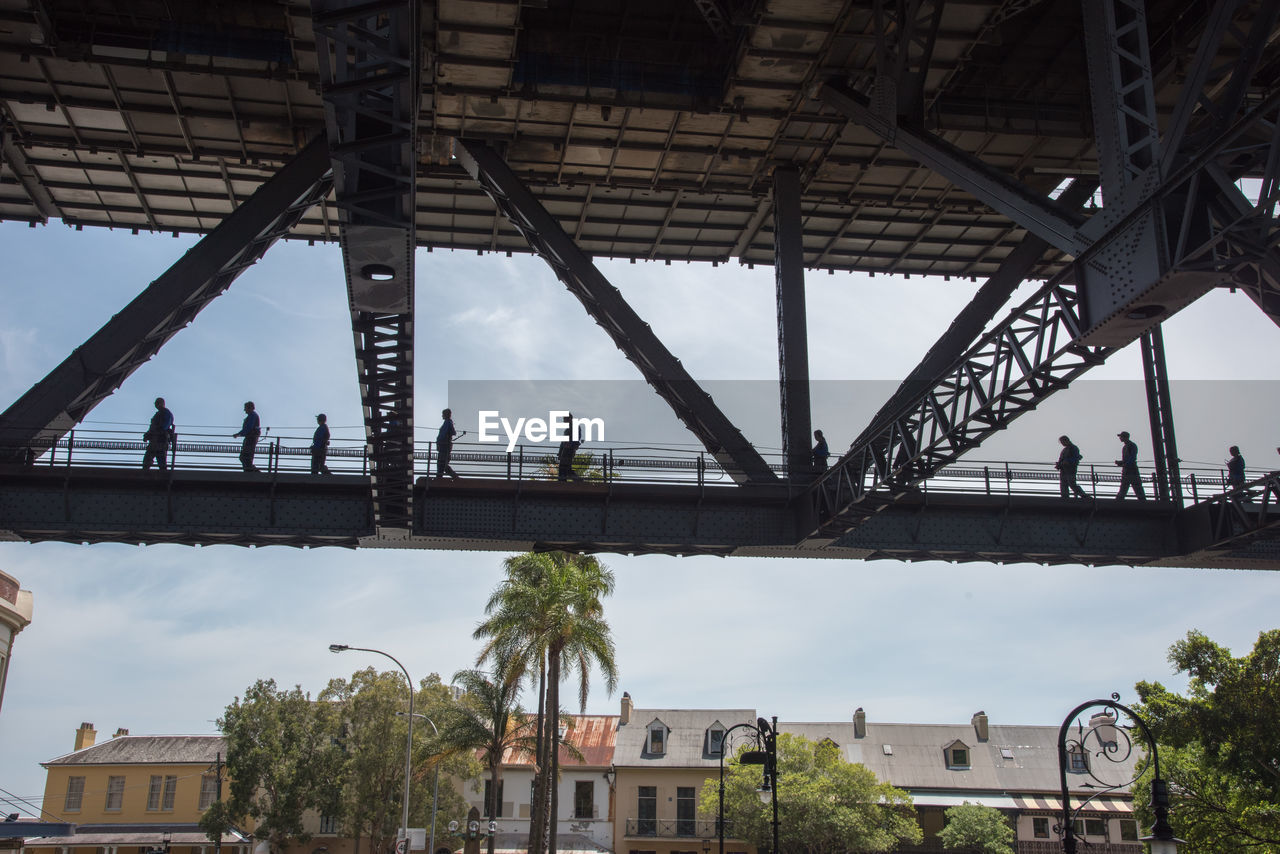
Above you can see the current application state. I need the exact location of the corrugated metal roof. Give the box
[502,715,618,768]
[43,735,225,766]
[615,709,757,767]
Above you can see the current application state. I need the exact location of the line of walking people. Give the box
[1057,432,1252,500]
[141,398,332,475]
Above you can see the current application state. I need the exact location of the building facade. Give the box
[0,569,33,717]
[25,724,250,854]
[458,714,617,854]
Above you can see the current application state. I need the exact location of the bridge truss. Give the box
[0,0,1276,566]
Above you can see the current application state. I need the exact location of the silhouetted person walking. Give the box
[142,397,174,471]
[1056,435,1088,499]
[311,414,332,475]
[811,429,830,474]
[233,401,261,473]
[557,412,582,482]
[436,408,458,479]
[1227,445,1246,491]
[1115,430,1145,500]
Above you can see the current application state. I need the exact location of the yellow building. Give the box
[611,695,755,854]
[25,723,249,854]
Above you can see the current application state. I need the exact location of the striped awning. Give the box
[1012,795,1132,814]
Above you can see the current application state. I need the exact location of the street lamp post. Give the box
[402,711,442,854]
[716,716,780,854]
[330,644,416,852]
[1056,694,1179,854]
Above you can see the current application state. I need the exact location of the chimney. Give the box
[113,728,129,738]
[853,707,866,739]
[620,692,633,726]
[74,722,96,751]
[972,710,989,741]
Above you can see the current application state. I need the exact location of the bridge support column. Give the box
[1140,325,1182,504]
[774,166,812,482]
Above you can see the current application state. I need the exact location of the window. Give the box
[64,777,85,812]
[1000,748,1015,760]
[946,745,969,767]
[1085,818,1105,836]
[1069,749,1089,773]
[648,725,665,755]
[199,775,218,810]
[105,776,125,811]
[483,779,504,817]
[637,786,657,836]
[676,787,696,837]
[882,744,893,755]
[707,725,726,756]
[320,815,338,834]
[1032,817,1049,838]
[147,775,177,811]
[1119,819,1138,841]
[574,781,594,819]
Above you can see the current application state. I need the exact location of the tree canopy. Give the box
[700,733,922,854]
[937,803,1014,854]
[1133,629,1280,851]
[199,679,341,854]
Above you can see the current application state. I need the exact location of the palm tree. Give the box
[436,667,537,854]
[473,552,618,854]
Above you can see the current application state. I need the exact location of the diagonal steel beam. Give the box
[820,81,1089,255]
[455,139,776,484]
[313,0,419,532]
[856,178,1099,450]
[0,138,333,462]
[774,166,812,481]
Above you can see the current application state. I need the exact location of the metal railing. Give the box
[5,427,1270,502]
[624,818,719,839]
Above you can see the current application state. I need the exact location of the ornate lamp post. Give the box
[1056,694,1180,854]
[716,716,780,854]
[330,644,416,853]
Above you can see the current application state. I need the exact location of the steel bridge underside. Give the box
[2,467,1276,569]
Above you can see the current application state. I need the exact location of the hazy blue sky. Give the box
[1,219,1277,814]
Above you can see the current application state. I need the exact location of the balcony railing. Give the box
[625,818,721,839]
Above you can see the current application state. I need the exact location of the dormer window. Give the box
[647,720,667,755]
[707,722,726,756]
[944,739,971,768]
[1068,747,1089,773]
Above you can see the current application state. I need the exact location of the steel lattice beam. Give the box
[0,138,334,462]
[454,139,776,484]
[312,0,419,532]
[1140,325,1182,504]
[871,0,945,124]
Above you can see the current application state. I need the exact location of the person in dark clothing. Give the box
[811,429,830,473]
[557,412,582,482]
[1114,430,1145,500]
[436,408,458,479]
[1055,435,1088,498]
[311,413,332,475]
[233,401,262,473]
[142,397,175,471]
[1227,445,1246,491]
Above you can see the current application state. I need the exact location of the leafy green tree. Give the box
[700,733,921,854]
[199,679,341,854]
[1133,629,1280,851]
[437,667,539,854]
[473,552,618,854]
[936,803,1014,854]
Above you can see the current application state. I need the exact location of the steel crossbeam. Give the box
[312,0,419,532]
[0,138,334,462]
[454,139,776,484]
[871,0,945,124]
[1140,326,1181,504]
[820,81,1090,256]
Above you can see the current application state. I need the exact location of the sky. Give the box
[1,219,1278,816]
